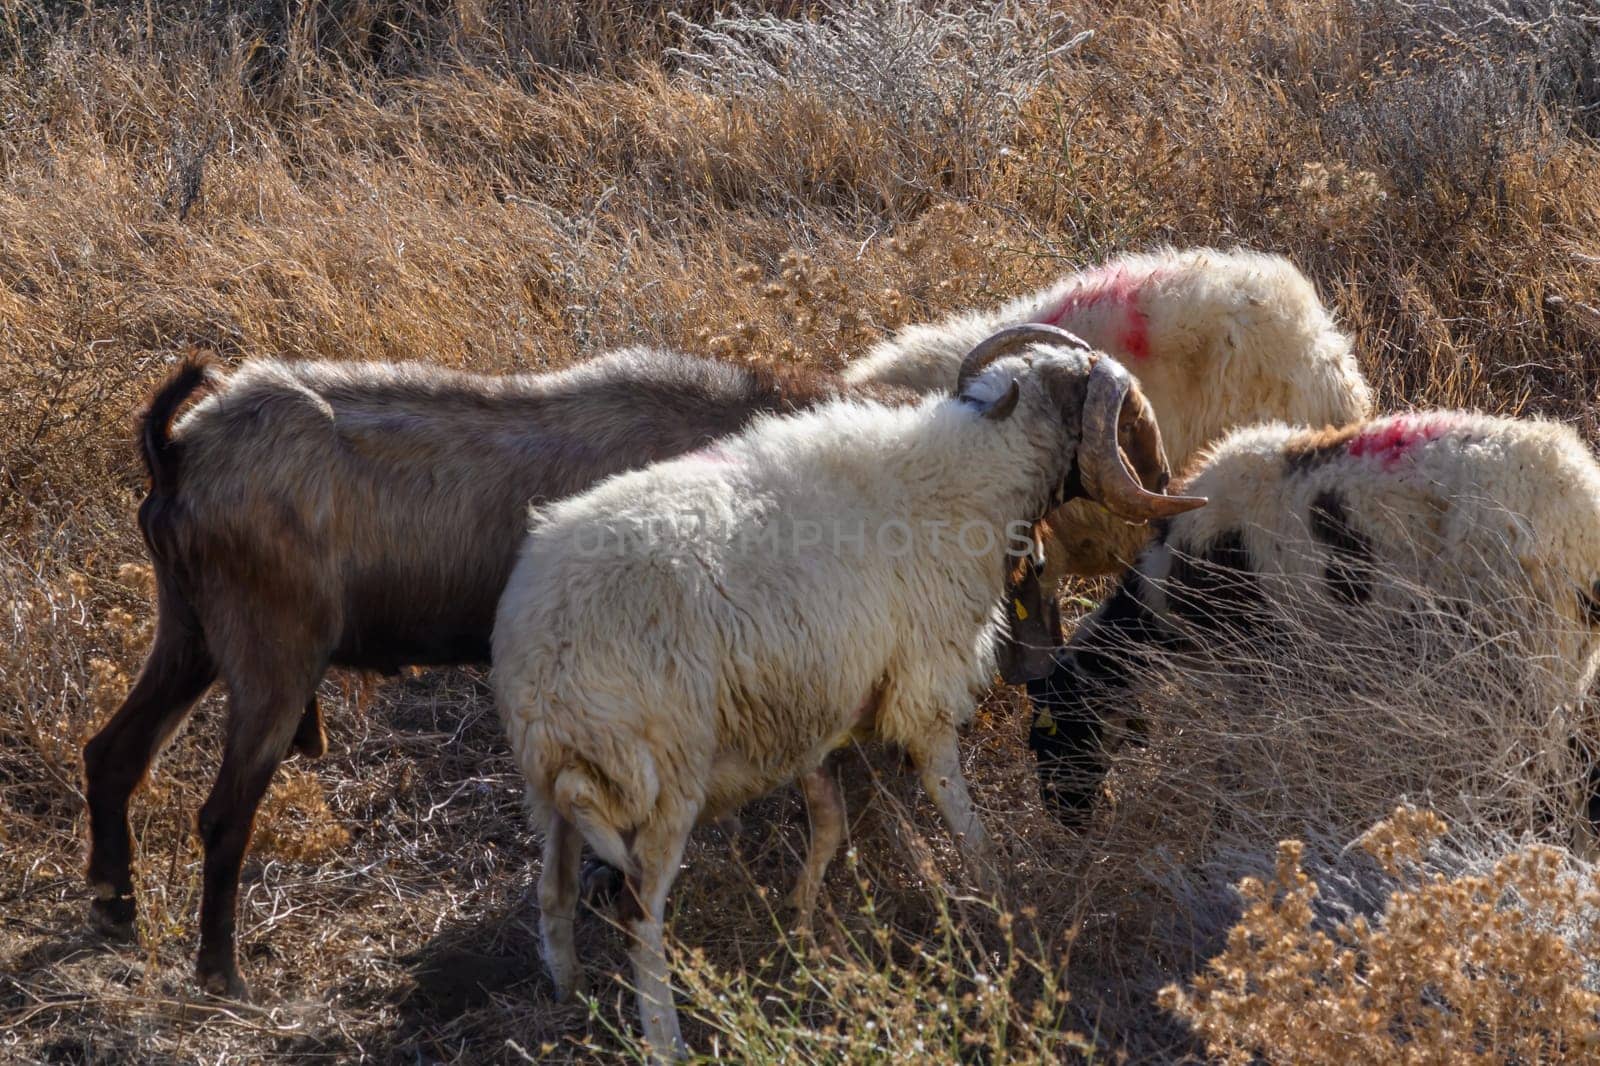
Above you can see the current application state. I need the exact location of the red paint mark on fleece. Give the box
[1347,414,1458,469]
[1032,264,1157,360]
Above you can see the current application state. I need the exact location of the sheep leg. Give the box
[539,812,586,1000]
[908,730,1001,899]
[786,762,846,930]
[619,821,691,1063]
[194,673,319,999]
[1026,649,1117,823]
[83,583,216,941]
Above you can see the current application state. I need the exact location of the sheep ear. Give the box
[974,379,1021,421]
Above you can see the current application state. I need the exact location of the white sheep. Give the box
[844,247,1373,577]
[491,325,1204,1059]
[1027,410,1600,821]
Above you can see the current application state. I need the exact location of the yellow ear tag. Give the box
[1013,599,1028,620]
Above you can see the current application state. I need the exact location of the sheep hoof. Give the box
[783,891,821,938]
[552,971,592,1003]
[89,896,138,943]
[199,964,251,1002]
[783,906,812,938]
[965,860,1006,903]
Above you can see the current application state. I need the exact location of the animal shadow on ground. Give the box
[290,668,612,1061]
[0,923,148,1064]
[342,873,632,1062]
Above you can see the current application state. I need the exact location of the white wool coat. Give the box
[493,357,1078,865]
[844,247,1373,575]
[1144,411,1600,692]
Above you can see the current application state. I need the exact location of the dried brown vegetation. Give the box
[1164,807,1600,1064]
[2,0,1599,1061]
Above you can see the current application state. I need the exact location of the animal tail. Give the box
[548,750,660,881]
[140,355,213,498]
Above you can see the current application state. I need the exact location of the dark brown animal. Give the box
[82,348,911,998]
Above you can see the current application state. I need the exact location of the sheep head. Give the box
[955,323,1207,524]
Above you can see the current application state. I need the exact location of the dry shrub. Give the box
[1163,806,1600,1063]
[1133,562,1598,841]
[1049,546,1599,871]
[1287,159,1389,229]
[253,768,352,864]
[0,530,141,806]
[1354,0,1600,134]
[1321,56,1549,217]
[668,0,1089,202]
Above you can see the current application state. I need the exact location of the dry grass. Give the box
[1027,558,1600,1060]
[2,0,1599,1061]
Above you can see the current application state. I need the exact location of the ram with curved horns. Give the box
[493,325,1204,1060]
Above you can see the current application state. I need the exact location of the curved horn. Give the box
[955,323,1095,397]
[1079,358,1207,521]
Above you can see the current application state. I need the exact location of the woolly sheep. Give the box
[492,325,1205,1059]
[843,247,1373,577]
[1026,411,1600,822]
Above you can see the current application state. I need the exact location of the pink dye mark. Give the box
[1347,414,1459,470]
[1031,264,1159,360]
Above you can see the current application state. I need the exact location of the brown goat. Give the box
[83,348,924,997]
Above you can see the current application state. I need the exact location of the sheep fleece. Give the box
[493,391,1051,842]
[843,246,1372,576]
[1161,411,1600,690]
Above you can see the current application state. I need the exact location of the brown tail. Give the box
[140,356,212,497]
